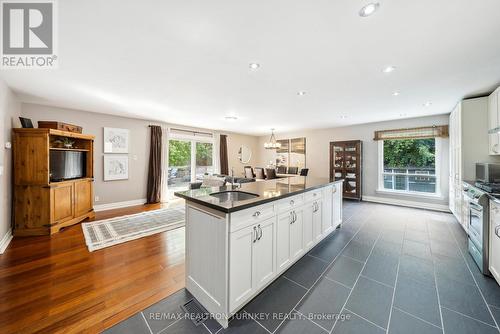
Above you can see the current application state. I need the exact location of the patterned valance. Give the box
[374,125,449,141]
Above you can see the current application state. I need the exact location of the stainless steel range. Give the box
[463,182,490,275]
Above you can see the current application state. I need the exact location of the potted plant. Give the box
[54,137,75,149]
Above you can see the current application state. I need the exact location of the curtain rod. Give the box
[168,127,213,136]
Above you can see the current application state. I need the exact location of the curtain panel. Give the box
[220,134,229,175]
[147,125,162,203]
[374,125,449,141]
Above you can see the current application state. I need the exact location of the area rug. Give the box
[82,207,185,252]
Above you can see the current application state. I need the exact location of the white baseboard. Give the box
[0,230,13,254]
[94,198,147,212]
[363,195,450,212]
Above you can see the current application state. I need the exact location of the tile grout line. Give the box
[307,253,331,264]
[338,253,366,264]
[444,218,500,332]
[393,306,442,330]
[293,308,331,333]
[441,306,499,329]
[156,317,183,334]
[282,275,309,291]
[359,274,395,289]
[322,275,354,290]
[385,223,406,334]
[269,208,374,334]
[329,228,383,333]
[140,312,154,334]
[428,220,446,334]
[344,307,387,331]
[242,310,274,334]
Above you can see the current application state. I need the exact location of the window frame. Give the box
[377,138,442,198]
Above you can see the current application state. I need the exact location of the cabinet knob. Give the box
[253,211,261,217]
[332,187,337,193]
[496,226,500,239]
[290,200,294,205]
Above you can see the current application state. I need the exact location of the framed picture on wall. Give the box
[104,155,129,181]
[103,127,129,153]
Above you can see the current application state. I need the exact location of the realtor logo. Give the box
[1,0,57,68]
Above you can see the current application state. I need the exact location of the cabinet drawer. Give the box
[304,189,322,203]
[230,203,275,232]
[277,194,304,213]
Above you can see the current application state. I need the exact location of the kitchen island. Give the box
[175,176,344,328]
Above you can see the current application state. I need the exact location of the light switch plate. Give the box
[0,166,3,176]
[4,142,11,149]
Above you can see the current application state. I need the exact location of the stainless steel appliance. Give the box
[463,182,490,275]
[476,163,500,184]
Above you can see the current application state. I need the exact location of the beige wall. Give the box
[21,103,258,205]
[226,132,259,176]
[257,114,450,207]
[0,79,21,249]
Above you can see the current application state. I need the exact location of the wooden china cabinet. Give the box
[329,140,363,200]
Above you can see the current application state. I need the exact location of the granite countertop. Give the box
[174,176,343,213]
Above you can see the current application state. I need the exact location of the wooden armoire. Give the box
[13,128,95,236]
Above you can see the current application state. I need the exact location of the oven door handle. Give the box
[469,202,483,211]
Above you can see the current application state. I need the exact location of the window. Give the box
[379,138,440,196]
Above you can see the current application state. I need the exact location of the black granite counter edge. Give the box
[175,179,344,214]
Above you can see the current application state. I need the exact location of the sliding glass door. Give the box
[167,137,214,198]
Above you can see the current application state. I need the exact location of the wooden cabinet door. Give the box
[302,204,314,250]
[51,183,74,224]
[322,188,334,234]
[252,217,276,290]
[229,224,255,311]
[290,209,304,261]
[74,179,93,217]
[276,212,292,272]
[313,201,323,242]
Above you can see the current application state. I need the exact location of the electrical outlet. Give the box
[5,142,11,149]
[95,196,100,202]
[0,165,3,176]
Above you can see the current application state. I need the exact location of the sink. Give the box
[209,191,259,202]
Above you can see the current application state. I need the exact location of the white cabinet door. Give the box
[229,224,255,311]
[302,204,314,250]
[276,211,292,272]
[490,202,500,285]
[333,183,343,226]
[313,201,323,242]
[322,188,334,234]
[290,209,304,261]
[253,217,276,289]
[489,90,500,155]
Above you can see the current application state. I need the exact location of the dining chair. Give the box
[277,166,287,174]
[300,168,309,176]
[265,168,277,180]
[254,167,266,180]
[244,166,255,179]
[288,167,299,175]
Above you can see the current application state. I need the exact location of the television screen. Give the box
[50,151,85,182]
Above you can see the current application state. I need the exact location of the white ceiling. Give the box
[1,0,500,135]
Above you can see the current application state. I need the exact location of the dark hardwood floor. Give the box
[0,203,186,334]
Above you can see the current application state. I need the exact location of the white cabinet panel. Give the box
[322,187,334,234]
[490,201,500,285]
[290,209,304,261]
[253,218,276,289]
[313,201,323,242]
[489,90,500,155]
[276,211,292,272]
[229,224,255,311]
[333,183,343,226]
[303,204,314,250]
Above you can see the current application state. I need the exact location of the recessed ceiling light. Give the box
[359,2,380,17]
[297,91,306,96]
[224,116,238,121]
[340,115,348,119]
[423,102,432,107]
[382,66,396,73]
[399,113,407,117]
[249,63,260,70]
[392,91,400,96]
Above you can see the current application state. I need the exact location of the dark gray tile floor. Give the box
[104,201,500,334]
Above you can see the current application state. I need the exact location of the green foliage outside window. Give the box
[169,140,191,167]
[383,139,435,168]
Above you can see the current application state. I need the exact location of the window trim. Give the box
[377,138,442,198]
